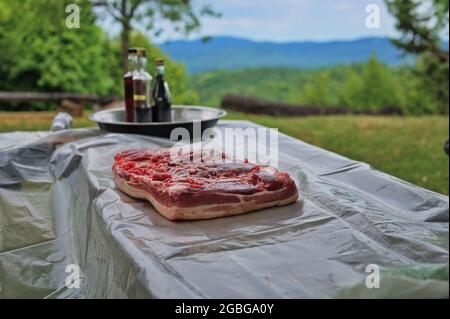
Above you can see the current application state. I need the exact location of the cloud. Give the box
[155,0,399,42]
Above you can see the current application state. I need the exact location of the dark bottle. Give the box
[152,59,172,122]
[133,48,153,123]
[124,48,137,122]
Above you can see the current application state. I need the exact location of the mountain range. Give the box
[160,36,414,73]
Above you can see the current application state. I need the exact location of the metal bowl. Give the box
[89,105,227,139]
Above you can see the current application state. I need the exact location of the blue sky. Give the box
[98,0,400,43]
[154,0,399,42]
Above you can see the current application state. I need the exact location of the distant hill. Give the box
[160,36,412,73]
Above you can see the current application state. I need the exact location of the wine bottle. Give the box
[152,59,172,122]
[124,48,137,122]
[133,48,153,123]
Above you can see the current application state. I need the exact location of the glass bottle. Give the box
[133,48,153,123]
[152,59,172,122]
[124,48,137,122]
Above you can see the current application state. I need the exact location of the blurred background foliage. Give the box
[190,54,447,115]
[0,0,198,110]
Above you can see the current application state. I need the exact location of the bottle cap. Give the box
[136,48,147,57]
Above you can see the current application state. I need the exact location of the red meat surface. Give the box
[113,148,299,221]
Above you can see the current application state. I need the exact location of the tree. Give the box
[386,0,449,113]
[338,70,366,111]
[360,55,402,111]
[386,0,448,62]
[301,71,337,107]
[92,0,219,71]
[337,55,403,112]
[0,0,197,110]
[0,0,115,96]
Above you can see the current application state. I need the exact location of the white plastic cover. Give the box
[0,121,448,298]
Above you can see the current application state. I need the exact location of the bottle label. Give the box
[133,95,147,101]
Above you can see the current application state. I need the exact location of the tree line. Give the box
[190,54,448,115]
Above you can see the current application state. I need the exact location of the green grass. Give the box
[227,113,449,195]
[0,111,448,195]
[0,111,92,132]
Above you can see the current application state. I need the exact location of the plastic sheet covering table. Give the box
[0,120,448,299]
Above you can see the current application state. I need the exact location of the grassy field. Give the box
[0,111,448,195]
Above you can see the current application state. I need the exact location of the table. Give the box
[0,121,448,298]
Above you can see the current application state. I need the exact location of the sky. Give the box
[153,0,399,43]
[97,0,401,43]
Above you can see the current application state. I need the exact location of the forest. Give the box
[189,56,448,115]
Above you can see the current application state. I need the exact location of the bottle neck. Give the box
[156,65,165,78]
[127,54,137,72]
[137,56,147,71]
